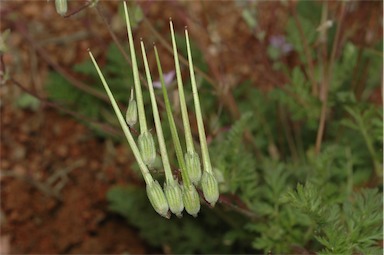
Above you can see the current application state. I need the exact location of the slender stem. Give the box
[328,3,345,82]
[315,2,329,156]
[89,50,153,185]
[14,21,109,103]
[314,103,327,155]
[142,16,215,86]
[154,45,191,187]
[278,105,298,162]
[140,40,174,184]
[218,194,259,220]
[290,2,318,97]
[37,31,89,46]
[185,28,212,174]
[315,2,345,154]
[95,4,153,91]
[170,19,194,153]
[345,148,353,196]
[63,0,93,18]
[143,14,242,121]
[10,77,121,137]
[123,2,147,134]
[356,114,381,176]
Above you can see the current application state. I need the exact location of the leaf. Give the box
[16,93,40,110]
[286,16,317,62]
[106,185,236,254]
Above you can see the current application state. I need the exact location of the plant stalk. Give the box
[185,28,212,174]
[170,20,195,154]
[123,2,147,134]
[154,45,191,187]
[140,40,174,184]
[315,2,345,154]
[89,50,153,185]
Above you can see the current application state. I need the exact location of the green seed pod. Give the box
[182,184,200,217]
[138,131,156,166]
[201,171,219,207]
[55,0,68,16]
[126,89,137,126]
[185,151,202,184]
[146,180,169,218]
[164,181,184,217]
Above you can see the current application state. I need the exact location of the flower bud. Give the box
[201,171,219,207]
[146,180,169,218]
[126,89,137,126]
[55,0,68,16]
[185,151,202,184]
[138,131,156,166]
[164,181,184,217]
[182,184,200,217]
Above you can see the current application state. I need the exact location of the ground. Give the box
[1,106,148,254]
[0,0,382,254]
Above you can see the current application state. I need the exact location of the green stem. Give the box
[140,40,174,184]
[170,20,194,153]
[358,118,381,176]
[154,45,191,187]
[123,2,147,134]
[185,28,212,174]
[89,50,153,185]
[345,148,353,196]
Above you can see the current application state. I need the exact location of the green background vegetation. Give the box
[39,1,383,254]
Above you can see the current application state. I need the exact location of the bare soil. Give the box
[0,0,381,254]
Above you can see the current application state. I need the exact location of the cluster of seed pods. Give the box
[88,2,219,218]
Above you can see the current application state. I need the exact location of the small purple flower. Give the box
[152,70,175,89]
[269,35,293,54]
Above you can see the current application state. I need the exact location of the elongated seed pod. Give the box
[138,131,156,166]
[126,89,137,126]
[55,0,67,16]
[182,184,200,217]
[164,181,184,217]
[185,151,202,184]
[201,171,219,206]
[147,180,170,219]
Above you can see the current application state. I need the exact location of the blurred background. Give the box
[1,0,383,254]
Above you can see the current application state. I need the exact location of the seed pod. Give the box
[138,131,156,166]
[164,181,184,217]
[126,89,137,126]
[201,171,219,207]
[185,151,202,184]
[55,0,67,16]
[146,180,169,218]
[182,184,200,217]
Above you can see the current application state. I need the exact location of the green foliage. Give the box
[211,112,259,200]
[46,72,103,119]
[286,185,383,254]
[15,93,40,110]
[341,105,382,176]
[46,43,156,136]
[219,1,382,253]
[173,32,208,74]
[117,2,143,29]
[245,163,308,253]
[107,185,247,254]
[45,1,382,254]
[287,17,316,62]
